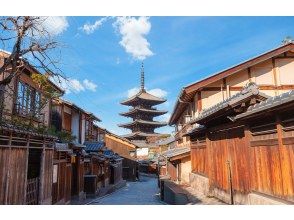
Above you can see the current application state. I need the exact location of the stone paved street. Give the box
[88,175,164,205]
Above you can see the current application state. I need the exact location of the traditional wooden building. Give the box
[52,142,73,204]
[0,50,63,205]
[169,40,294,204]
[118,63,167,142]
[162,146,191,184]
[105,131,138,181]
[186,84,294,204]
[50,99,101,202]
[83,141,123,195]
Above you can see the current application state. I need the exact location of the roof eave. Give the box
[168,42,294,126]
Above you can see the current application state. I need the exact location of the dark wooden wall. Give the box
[247,113,294,201]
[0,148,27,204]
[122,157,138,181]
[0,131,55,205]
[40,149,53,204]
[207,126,250,194]
[52,151,72,204]
[191,146,208,176]
[190,110,294,203]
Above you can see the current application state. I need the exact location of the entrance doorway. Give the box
[26,149,42,205]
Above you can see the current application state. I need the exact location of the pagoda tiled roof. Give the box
[118,119,167,128]
[122,131,162,139]
[120,89,166,106]
[120,107,167,117]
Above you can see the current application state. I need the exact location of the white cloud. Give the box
[52,77,97,94]
[80,17,108,34]
[39,16,69,36]
[148,88,167,98]
[158,113,171,122]
[126,87,167,98]
[83,79,97,92]
[127,87,140,97]
[113,16,154,60]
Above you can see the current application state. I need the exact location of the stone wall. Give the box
[189,172,209,195]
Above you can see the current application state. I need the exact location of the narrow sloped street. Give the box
[88,175,164,205]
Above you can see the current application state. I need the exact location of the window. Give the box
[16,81,42,119]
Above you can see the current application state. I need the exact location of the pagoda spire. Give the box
[140,62,145,91]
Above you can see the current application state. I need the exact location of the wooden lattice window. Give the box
[16,81,42,118]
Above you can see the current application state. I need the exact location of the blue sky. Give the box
[47,16,294,135]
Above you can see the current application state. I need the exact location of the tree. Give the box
[0,16,64,124]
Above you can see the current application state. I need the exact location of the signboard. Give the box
[53,164,58,183]
[136,148,149,157]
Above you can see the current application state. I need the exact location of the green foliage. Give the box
[31,73,62,109]
[0,116,75,142]
[47,126,76,143]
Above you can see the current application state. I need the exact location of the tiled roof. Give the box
[169,42,294,125]
[71,142,86,148]
[190,83,269,124]
[234,90,294,120]
[0,123,57,139]
[84,141,105,152]
[162,146,190,158]
[120,107,167,117]
[131,140,157,148]
[122,132,162,139]
[118,119,167,128]
[184,124,206,136]
[155,136,176,145]
[121,89,166,106]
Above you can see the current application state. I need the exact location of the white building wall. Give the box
[71,111,80,143]
[81,118,86,144]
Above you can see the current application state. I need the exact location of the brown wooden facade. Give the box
[188,89,294,204]
[51,144,73,204]
[105,132,138,181]
[0,51,63,205]
[166,41,294,204]
[0,128,56,204]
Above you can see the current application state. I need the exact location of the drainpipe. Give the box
[226,160,234,205]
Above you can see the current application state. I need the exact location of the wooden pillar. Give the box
[244,125,252,192]
[222,78,227,100]
[4,132,12,204]
[38,138,46,204]
[247,67,252,83]
[178,161,181,183]
[276,115,293,196]
[272,58,279,96]
[205,131,213,194]
[23,134,30,204]
[197,92,202,112]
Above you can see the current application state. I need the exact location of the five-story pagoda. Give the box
[118,63,167,141]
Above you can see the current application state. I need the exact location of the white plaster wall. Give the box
[136,148,149,157]
[276,58,294,85]
[81,118,85,144]
[71,111,80,143]
[251,60,274,85]
[201,90,224,110]
[226,69,250,87]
